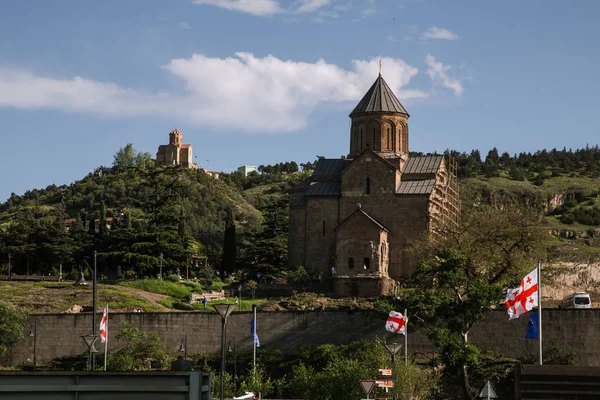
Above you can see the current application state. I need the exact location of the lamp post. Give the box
[28,322,37,370]
[228,337,238,392]
[179,334,188,360]
[75,251,97,369]
[213,303,236,400]
[385,342,402,400]
[81,334,99,371]
[159,253,163,280]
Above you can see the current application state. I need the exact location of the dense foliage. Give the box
[1,143,599,280]
[0,301,28,360]
[0,144,309,282]
[379,206,548,399]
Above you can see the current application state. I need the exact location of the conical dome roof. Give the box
[350,74,409,117]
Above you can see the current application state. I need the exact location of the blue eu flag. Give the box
[525,313,539,340]
[251,317,260,347]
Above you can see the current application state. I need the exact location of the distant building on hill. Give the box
[238,165,257,176]
[156,129,199,169]
[288,72,460,297]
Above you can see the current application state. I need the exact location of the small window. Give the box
[348,257,354,269]
[363,258,370,269]
[322,220,326,236]
[365,177,371,194]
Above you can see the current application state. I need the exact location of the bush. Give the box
[560,213,575,224]
[0,302,28,358]
[106,322,171,371]
[165,274,180,283]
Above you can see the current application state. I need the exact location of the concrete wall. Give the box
[9,309,600,367]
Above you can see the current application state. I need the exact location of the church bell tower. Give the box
[349,73,410,159]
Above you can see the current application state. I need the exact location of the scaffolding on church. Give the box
[427,152,461,235]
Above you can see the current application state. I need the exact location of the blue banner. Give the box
[525,313,539,340]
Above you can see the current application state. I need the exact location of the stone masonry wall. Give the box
[8,310,600,367]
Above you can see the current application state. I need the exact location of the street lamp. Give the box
[228,337,238,392]
[385,342,402,400]
[81,334,99,371]
[28,322,37,370]
[75,251,97,369]
[213,303,236,400]
[179,334,188,360]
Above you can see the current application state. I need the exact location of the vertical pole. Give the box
[404,308,408,366]
[92,251,97,370]
[233,336,237,393]
[253,305,257,380]
[7,252,11,281]
[538,262,543,366]
[104,330,108,371]
[220,316,226,400]
[33,322,37,371]
[391,351,397,400]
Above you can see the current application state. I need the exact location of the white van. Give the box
[560,292,592,309]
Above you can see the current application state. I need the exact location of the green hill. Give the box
[1,145,599,281]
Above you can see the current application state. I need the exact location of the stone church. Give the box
[156,129,199,169]
[288,73,459,296]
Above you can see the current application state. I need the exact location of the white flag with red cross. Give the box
[385,310,407,334]
[100,304,108,343]
[505,268,538,320]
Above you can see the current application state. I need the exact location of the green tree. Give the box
[0,302,28,360]
[113,144,154,170]
[401,206,547,399]
[222,207,236,277]
[107,322,171,371]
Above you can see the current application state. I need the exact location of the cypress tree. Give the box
[221,207,236,278]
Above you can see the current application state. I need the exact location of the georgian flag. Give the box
[505,268,538,320]
[100,304,108,343]
[385,310,406,335]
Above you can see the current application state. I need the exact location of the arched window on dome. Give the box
[387,127,392,150]
[365,177,371,194]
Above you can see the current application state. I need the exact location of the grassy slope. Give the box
[0,281,169,313]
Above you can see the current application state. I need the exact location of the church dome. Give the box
[350,74,409,117]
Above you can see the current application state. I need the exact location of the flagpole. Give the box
[253,304,257,381]
[404,308,408,366]
[538,263,543,365]
[104,303,108,371]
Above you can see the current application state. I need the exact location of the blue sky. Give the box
[1,0,599,202]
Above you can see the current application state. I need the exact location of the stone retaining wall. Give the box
[8,309,600,367]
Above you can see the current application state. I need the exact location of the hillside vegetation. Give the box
[0,144,599,284]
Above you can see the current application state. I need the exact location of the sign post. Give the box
[360,380,376,399]
[478,380,497,399]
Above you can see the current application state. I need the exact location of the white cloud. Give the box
[0,54,426,132]
[194,0,332,16]
[421,26,459,40]
[425,54,463,96]
[193,0,282,16]
[178,22,191,29]
[362,8,376,17]
[296,0,332,13]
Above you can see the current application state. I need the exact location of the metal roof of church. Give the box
[397,178,437,195]
[306,181,341,196]
[403,155,443,174]
[313,159,346,176]
[350,74,409,116]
